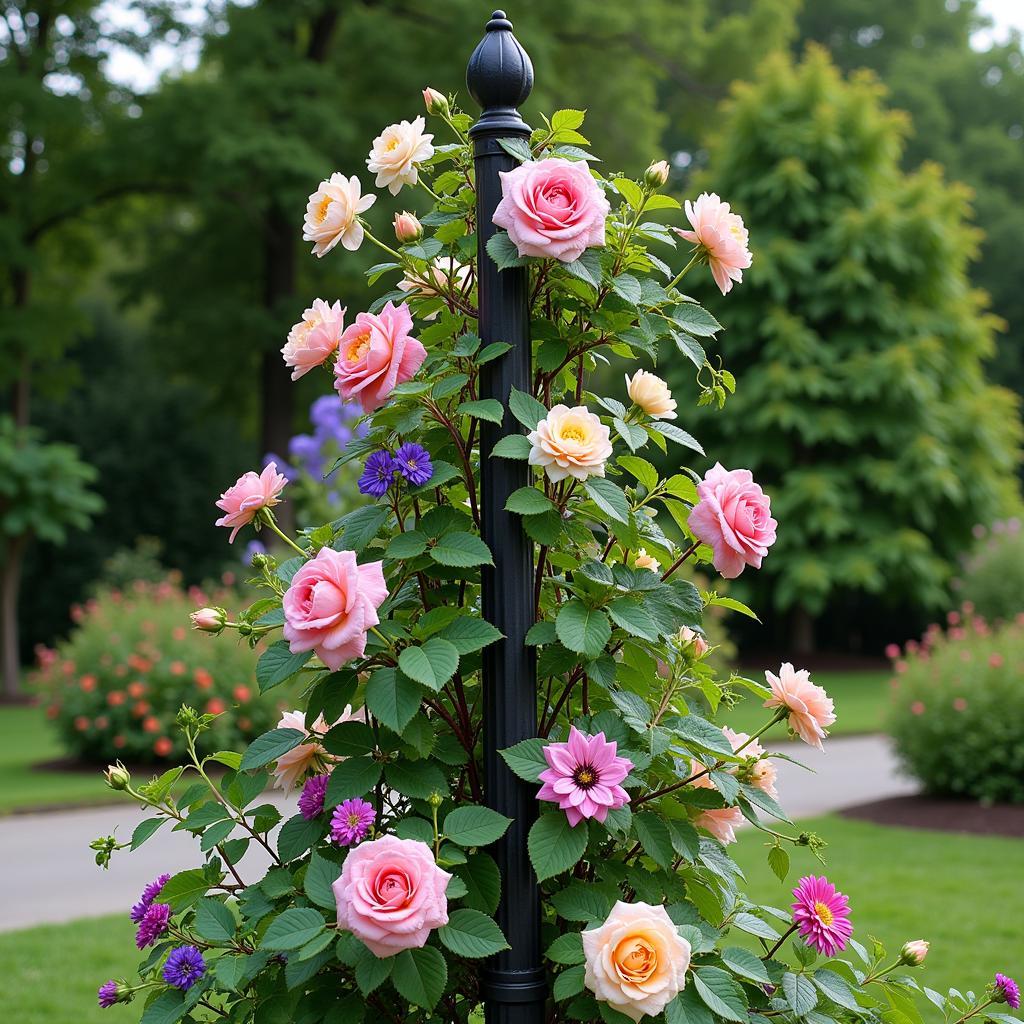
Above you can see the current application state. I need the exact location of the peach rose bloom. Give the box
[688,463,777,579]
[282,548,388,670]
[634,549,660,572]
[722,726,778,799]
[271,705,363,790]
[281,299,346,381]
[366,117,435,196]
[626,370,677,420]
[582,901,691,1021]
[333,835,451,957]
[528,404,613,483]
[493,157,610,262]
[689,760,745,844]
[673,192,752,295]
[303,173,375,257]
[214,463,287,543]
[764,663,836,750]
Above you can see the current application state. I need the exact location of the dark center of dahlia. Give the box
[572,764,599,790]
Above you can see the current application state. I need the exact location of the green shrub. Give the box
[888,610,1024,803]
[32,576,275,763]
[953,517,1024,622]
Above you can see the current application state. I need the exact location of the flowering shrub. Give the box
[887,610,1024,803]
[953,518,1024,622]
[92,89,1020,1024]
[34,577,272,762]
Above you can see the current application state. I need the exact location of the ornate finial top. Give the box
[467,9,533,137]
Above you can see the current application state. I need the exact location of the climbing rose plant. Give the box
[93,92,1020,1024]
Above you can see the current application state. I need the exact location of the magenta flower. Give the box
[129,873,170,923]
[995,974,1021,1010]
[791,876,853,957]
[298,774,330,821]
[97,981,120,1009]
[537,726,632,828]
[331,797,375,846]
[135,902,171,949]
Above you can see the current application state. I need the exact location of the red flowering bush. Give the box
[34,576,274,762]
[888,607,1024,803]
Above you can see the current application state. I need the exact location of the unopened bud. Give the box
[190,607,226,633]
[899,940,929,966]
[98,979,135,1008]
[644,159,670,188]
[428,791,445,809]
[678,626,709,659]
[422,87,449,117]
[103,761,131,791]
[393,211,423,244]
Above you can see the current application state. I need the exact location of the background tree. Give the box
[673,47,1021,652]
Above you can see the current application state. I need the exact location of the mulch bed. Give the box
[841,795,1024,838]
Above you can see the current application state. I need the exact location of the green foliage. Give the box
[679,48,1022,621]
[31,578,273,763]
[888,613,1024,803]
[954,517,1024,621]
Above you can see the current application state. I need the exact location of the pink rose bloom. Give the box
[282,548,388,670]
[271,705,363,790]
[281,299,346,380]
[722,726,778,799]
[333,835,451,958]
[689,758,745,844]
[673,192,752,295]
[214,463,287,543]
[333,301,426,414]
[764,663,836,750]
[493,158,610,263]
[688,463,777,579]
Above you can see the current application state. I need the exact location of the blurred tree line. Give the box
[1,0,1021,667]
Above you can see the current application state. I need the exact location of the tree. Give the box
[675,48,1021,651]
[0,417,101,698]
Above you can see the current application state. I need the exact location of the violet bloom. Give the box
[163,945,206,991]
[129,872,170,923]
[995,974,1021,1010]
[331,797,375,846]
[394,442,433,487]
[358,450,396,498]
[97,981,119,1009]
[135,902,171,949]
[791,875,853,957]
[537,726,632,827]
[299,773,330,821]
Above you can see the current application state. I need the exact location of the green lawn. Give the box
[2,816,1017,1021]
[732,814,1020,995]
[727,670,890,741]
[0,706,115,815]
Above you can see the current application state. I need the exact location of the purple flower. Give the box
[537,726,632,827]
[289,433,323,476]
[394,442,433,487]
[129,873,170,923]
[358,451,396,498]
[995,974,1021,1010]
[330,798,375,846]
[135,902,171,949]
[163,945,207,991]
[97,981,120,1009]
[299,773,330,820]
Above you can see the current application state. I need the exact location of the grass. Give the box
[1,817,1017,1021]
[0,706,115,815]
[731,814,1020,995]
[727,670,890,741]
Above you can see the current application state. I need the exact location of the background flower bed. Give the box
[953,519,1024,624]
[888,611,1024,803]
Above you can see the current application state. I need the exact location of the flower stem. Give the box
[261,514,307,558]
[764,922,799,960]
[666,251,701,293]
[363,229,405,262]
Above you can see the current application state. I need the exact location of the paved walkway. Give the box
[0,734,917,933]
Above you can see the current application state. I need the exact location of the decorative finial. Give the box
[466,9,534,137]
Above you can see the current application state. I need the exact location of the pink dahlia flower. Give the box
[537,726,632,827]
[764,663,835,750]
[673,192,752,295]
[214,463,287,543]
[688,463,777,579]
[791,875,853,957]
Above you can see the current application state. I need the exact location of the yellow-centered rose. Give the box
[626,370,677,420]
[528,404,612,482]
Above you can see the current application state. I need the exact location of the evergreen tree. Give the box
[676,48,1021,650]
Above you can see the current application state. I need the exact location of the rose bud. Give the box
[422,87,449,117]
[190,607,226,633]
[679,626,709,659]
[393,211,423,244]
[103,761,131,791]
[644,159,670,188]
[626,369,677,420]
[899,940,929,966]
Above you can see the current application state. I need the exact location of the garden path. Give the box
[0,734,917,932]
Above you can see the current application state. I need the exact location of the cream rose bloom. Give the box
[582,901,691,1021]
[634,549,661,572]
[626,370,677,420]
[528,404,613,483]
[303,173,375,257]
[366,116,435,196]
